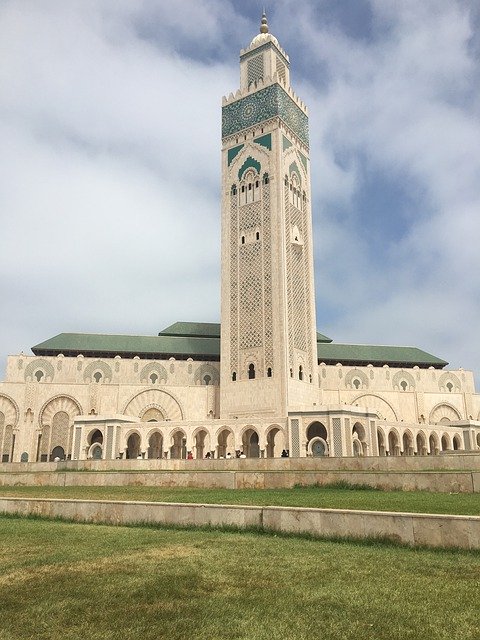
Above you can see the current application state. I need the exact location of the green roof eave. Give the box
[316,343,447,368]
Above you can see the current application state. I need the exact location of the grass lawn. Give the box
[0,484,479,515]
[0,516,479,640]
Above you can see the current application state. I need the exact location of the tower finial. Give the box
[260,10,269,34]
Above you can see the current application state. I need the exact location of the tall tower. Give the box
[220,14,318,419]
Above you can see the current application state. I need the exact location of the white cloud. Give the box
[0,0,479,387]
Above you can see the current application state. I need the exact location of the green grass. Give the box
[0,516,478,640]
[1,484,479,515]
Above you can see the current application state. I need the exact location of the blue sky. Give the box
[1,0,479,384]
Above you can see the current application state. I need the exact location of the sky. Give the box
[1,0,479,384]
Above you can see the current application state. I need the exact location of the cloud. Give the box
[0,0,479,388]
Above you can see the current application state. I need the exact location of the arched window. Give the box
[93,371,103,383]
[267,367,272,378]
[256,231,260,240]
[446,382,453,392]
[231,184,237,195]
[263,173,269,185]
[241,235,245,245]
[232,371,236,382]
[400,380,407,391]
[353,378,361,390]
[290,368,293,378]
[299,365,303,381]
[203,374,211,386]
[248,364,255,380]
[150,373,158,384]
[34,370,44,382]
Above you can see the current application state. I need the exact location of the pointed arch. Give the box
[0,394,19,428]
[429,403,461,424]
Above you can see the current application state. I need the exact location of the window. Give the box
[93,371,103,383]
[446,382,453,392]
[353,379,361,390]
[232,372,236,382]
[263,173,269,185]
[231,184,237,195]
[400,380,407,391]
[290,368,293,378]
[150,373,158,384]
[299,365,303,381]
[241,235,245,244]
[203,374,211,386]
[248,364,255,380]
[267,367,272,378]
[256,231,260,240]
[34,370,44,382]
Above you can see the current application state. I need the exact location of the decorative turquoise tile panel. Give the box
[222,84,309,147]
[228,144,244,166]
[282,135,293,151]
[238,156,261,180]
[253,133,272,150]
[299,152,308,173]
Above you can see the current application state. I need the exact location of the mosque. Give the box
[1,15,479,463]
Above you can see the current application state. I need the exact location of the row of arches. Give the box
[83,425,287,461]
[377,428,463,456]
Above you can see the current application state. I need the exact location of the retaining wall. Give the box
[0,469,479,493]
[1,497,479,550]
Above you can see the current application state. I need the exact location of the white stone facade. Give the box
[1,17,479,463]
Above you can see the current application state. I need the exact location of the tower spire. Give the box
[260,10,269,34]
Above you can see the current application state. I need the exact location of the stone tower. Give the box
[220,14,318,419]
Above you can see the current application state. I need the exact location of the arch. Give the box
[139,362,168,385]
[452,434,462,451]
[0,394,19,428]
[126,432,141,459]
[123,389,184,421]
[38,396,82,461]
[217,427,235,459]
[89,443,103,460]
[248,363,255,379]
[429,403,461,425]
[51,446,65,461]
[402,430,414,456]
[345,369,368,390]
[24,358,55,382]
[438,372,461,393]
[392,370,416,391]
[193,364,220,386]
[352,422,368,456]
[306,421,327,442]
[387,429,400,456]
[88,429,103,446]
[352,394,398,421]
[266,425,285,458]
[309,437,329,457]
[193,429,209,460]
[377,428,386,456]
[428,432,440,456]
[39,395,82,428]
[441,433,451,452]
[242,428,260,458]
[238,156,261,181]
[141,406,165,423]
[83,360,113,383]
[169,429,186,460]
[416,431,427,456]
[147,431,163,459]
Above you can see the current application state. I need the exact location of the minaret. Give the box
[220,14,318,418]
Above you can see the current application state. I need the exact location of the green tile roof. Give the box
[32,332,221,360]
[159,322,221,339]
[316,343,447,368]
[31,323,446,368]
